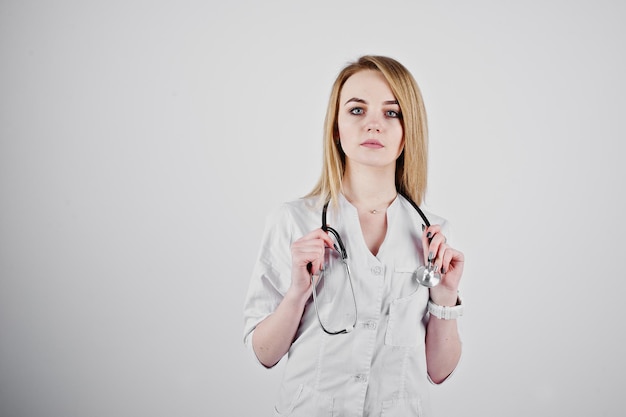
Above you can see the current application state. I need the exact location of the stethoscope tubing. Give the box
[311,193,432,336]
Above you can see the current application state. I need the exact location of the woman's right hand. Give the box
[252,228,335,367]
[290,228,336,297]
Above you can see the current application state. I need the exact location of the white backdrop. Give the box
[1,1,625,416]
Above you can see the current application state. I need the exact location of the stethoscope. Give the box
[310,192,441,335]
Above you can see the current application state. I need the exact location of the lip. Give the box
[361,139,383,148]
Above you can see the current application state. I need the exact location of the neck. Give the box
[342,165,397,212]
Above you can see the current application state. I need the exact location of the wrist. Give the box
[285,285,311,308]
[428,288,458,307]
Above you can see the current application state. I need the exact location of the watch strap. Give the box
[428,295,464,320]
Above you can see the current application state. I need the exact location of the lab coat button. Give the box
[355,374,368,383]
[364,320,377,330]
[371,266,383,275]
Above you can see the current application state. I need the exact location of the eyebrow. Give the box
[344,97,399,106]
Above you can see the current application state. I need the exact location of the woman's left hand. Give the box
[422,224,465,306]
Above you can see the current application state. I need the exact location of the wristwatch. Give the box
[427,295,464,320]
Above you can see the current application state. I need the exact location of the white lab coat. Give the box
[243,194,459,416]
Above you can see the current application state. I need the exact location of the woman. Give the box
[243,55,465,416]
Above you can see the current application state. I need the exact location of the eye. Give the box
[386,110,401,118]
[349,107,364,115]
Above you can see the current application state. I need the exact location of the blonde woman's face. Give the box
[337,70,404,171]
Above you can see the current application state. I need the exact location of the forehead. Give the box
[340,70,396,101]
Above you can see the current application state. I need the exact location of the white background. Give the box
[1,1,625,416]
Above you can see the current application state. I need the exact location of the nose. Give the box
[366,114,382,133]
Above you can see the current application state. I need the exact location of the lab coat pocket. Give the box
[385,269,428,347]
[381,397,423,416]
[273,384,334,417]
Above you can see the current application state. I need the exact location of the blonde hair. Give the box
[307,55,429,206]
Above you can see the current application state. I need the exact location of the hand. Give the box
[290,228,336,297]
[422,224,465,306]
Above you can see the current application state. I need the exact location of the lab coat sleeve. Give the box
[242,203,296,360]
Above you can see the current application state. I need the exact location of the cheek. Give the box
[392,124,404,143]
[337,118,355,138]
[393,127,405,155]
[394,140,404,158]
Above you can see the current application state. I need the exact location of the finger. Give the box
[423,224,442,239]
[430,243,448,273]
[295,244,325,265]
[438,244,451,274]
[309,256,325,276]
[422,225,446,264]
[308,262,323,286]
[300,228,336,249]
[441,247,465,275]
[293,242,325,271]
[293,230,334,259]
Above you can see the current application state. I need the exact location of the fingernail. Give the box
[441,266,446,274]
[428,252,434,261]
[426,232,432,239]
[421,224,425,231]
